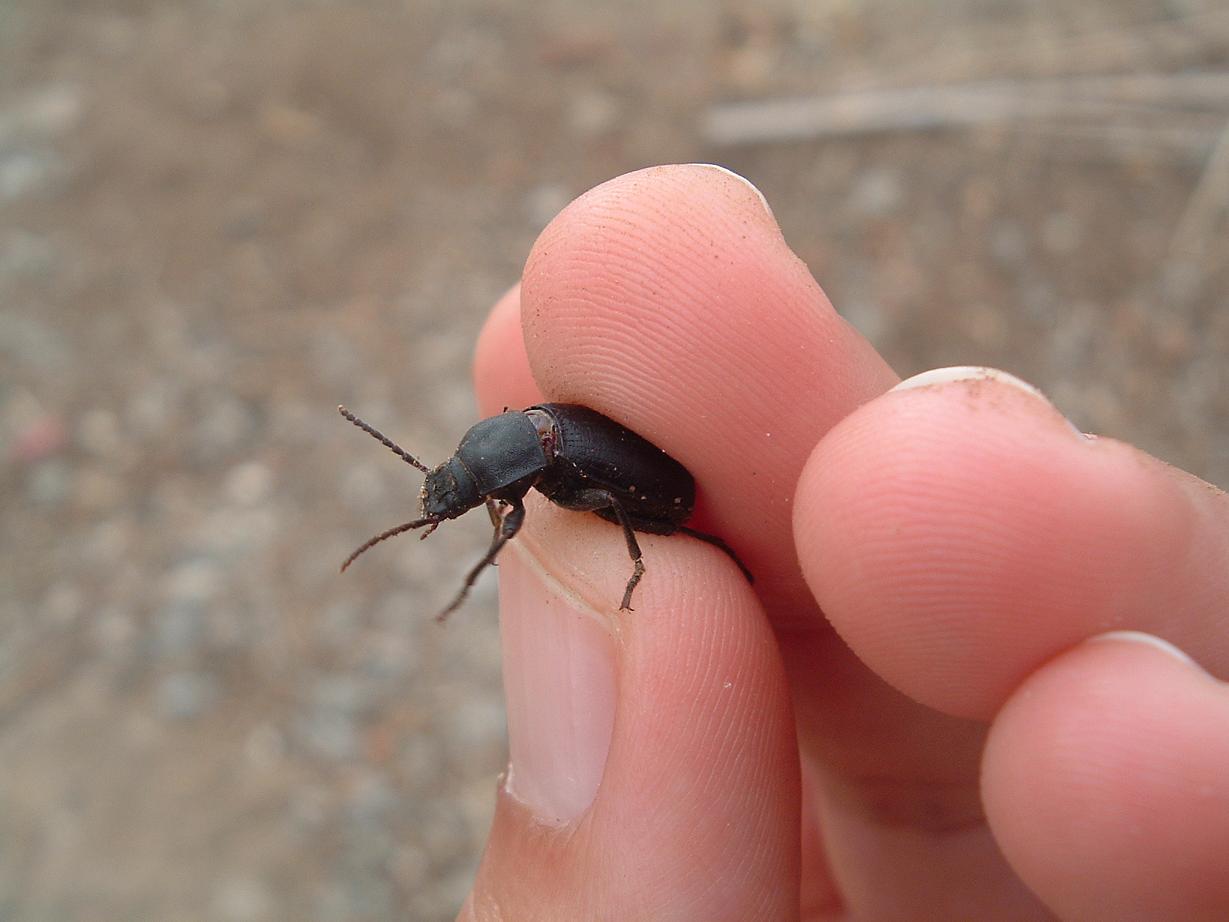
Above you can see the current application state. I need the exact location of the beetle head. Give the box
[422,457,481,519]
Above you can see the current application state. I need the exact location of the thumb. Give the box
[460,497,799,922]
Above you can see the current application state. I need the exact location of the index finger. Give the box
[508,164,898,620]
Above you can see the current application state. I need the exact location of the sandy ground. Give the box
[2,1,1226,919]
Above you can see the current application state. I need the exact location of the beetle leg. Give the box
[560,489,647,610]
[676,525,754,584]
[484,497,502,529]
[435,497,526,623]
[602,497,646,611]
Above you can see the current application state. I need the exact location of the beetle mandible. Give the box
[338,403,752,620]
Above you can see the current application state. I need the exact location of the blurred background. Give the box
[2,1,1226,919]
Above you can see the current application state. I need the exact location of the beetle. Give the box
[338,403,752,620]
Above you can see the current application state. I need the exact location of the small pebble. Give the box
[157,670,220,720]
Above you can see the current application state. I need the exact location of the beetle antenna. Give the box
[340,517,436,572]
[338,405,430,473]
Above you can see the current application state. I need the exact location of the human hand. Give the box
[458,165,1229,921]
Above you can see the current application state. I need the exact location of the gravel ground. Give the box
[2,2,1226,920]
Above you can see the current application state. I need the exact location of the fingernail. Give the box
[499,546,617,825]
[690,163,775,219]
[892,365,1047,398]
[1085,630,1201,669]
[891,366,1087,438]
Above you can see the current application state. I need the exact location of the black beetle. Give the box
[338,403,752,620]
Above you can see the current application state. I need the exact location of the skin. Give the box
[457,165,1229,921]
